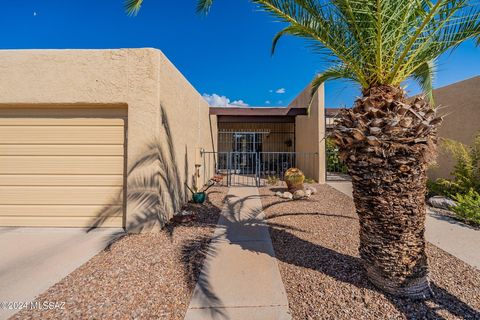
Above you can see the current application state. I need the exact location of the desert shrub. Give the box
[452,189,480,224]
[304,176,315,184]
[326,137,348,174]
[428,133,480,198]
[426,179,448,197]
[266,175,280,186]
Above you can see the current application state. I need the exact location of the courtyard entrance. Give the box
[202,151,318,187]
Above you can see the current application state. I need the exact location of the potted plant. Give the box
[185,180,215,204]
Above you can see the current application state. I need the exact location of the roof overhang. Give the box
[210,107,307,123]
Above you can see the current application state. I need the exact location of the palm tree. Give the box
[125,0,480,298]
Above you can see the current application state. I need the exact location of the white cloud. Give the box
[269,89,273,93]
[275,88,286,94]
[231,99,248,107]
[265,100,271,104]
[202,93,249,107]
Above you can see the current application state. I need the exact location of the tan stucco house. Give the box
[1,48,474,231]
[427,76,480,180]
[0,48,326,231]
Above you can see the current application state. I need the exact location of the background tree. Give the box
[125,0,480,298]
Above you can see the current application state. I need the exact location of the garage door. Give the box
[0,107,126,228]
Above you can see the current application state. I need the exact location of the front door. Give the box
[232,133,257,174]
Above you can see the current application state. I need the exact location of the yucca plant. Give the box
[125,0,480,299]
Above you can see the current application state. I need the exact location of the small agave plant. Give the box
[284,168,305,192]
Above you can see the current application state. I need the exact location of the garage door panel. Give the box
[0,108,126,228]
[0,156,124,174]
[0,205,123,217]
[0,118,124,126]
[0,126,124,144]
[0,145,124,156]
[0,186,123,205]
[0,107,127,118]
[0,175,124,186]
[0,216,123,228]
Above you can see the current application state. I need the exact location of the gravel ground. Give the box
[11,186,227,320]
[260,183,480,320]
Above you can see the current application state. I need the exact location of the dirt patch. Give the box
[260,184,480,320]
[11,186,227,320]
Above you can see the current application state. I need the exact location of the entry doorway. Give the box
[232,132,262,174]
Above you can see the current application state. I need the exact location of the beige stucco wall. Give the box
[289,83,326,183]
[428,76,480,180]
[0,48,216,232]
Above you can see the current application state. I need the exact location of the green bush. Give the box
[452,189,480,224]
[304,176,315,184]
[426,179,447,197]
[266,175,280,186]
[428,132,480,198]
[326,137,348,174]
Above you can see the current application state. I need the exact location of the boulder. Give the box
[293,190,306,200]
[275,191,283,198]
[428,196,457,210]
[305,189,312,198]
[282,192,293,200]
[305,186,317,194]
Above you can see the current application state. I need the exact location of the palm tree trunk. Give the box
[332,86,442,299]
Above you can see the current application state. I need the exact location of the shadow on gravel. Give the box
[181,234,227,320]
[268,227,480,320]
[191,191,480,320]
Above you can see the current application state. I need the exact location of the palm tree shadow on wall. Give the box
[88,105,190,234]
[84,105,228,316]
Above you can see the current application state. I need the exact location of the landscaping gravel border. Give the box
[11,186,227,320]
[260,183,480,320]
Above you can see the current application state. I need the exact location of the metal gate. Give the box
[202,151,318,187]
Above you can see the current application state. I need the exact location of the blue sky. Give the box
[1,0,479,108]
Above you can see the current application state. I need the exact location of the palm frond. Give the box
[410,59,437,104]
[125,0,143,16]
[193,0,480,101]
[197,0,214,14]
[311,63,358,95]
[303,63,357,115]
[252,0,480,97]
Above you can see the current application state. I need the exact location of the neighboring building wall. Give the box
[290,83,326,183]
[428,76,480,180]
[0,48,216,232]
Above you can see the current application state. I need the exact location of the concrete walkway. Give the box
[327,181,480,270]
[185,187,291,320]
[425,211,480,269]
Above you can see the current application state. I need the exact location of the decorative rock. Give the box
[428,196,457,210]
[275,191,283,198]
[306,186,317,194]
[293,190,306,200]
[305,189,312,197]
[282,192,293,200]
[172,210,194,223]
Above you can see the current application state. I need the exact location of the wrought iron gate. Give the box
[202,151,318,187]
